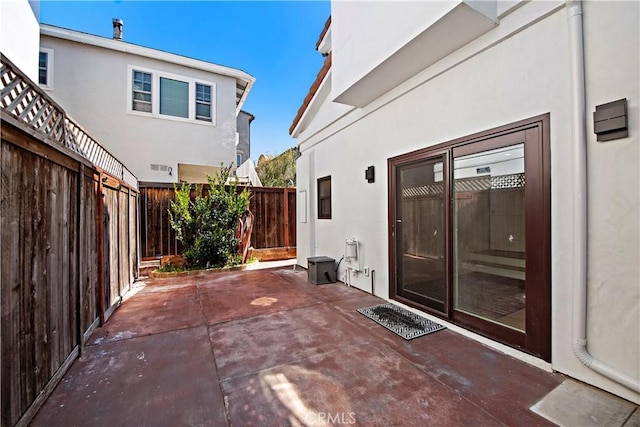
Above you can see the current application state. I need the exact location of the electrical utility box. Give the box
[307,256,336,285]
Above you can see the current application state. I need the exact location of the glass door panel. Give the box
[395,157,447,314]
[453,144,526,332]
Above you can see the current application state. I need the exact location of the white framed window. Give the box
[127,65,216,125]
[236,151,243,167]
[195,83,212,121]
[132,70,152,112]
[160,77,189,118]
[38,48,54,89]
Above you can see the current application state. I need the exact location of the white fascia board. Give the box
[40,24,255,106]
[317,26,331,55]
[236,77,254,115]
[291,69,331,139]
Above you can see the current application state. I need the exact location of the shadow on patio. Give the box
[32,266,565,426]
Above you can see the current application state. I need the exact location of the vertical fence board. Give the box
[129,193,138,281]
[103,187,120,308]
[1,124,139,426]
[287,189,296,248]
[119,189,130,294]
[81,173,99,334]
[1,142,23,425]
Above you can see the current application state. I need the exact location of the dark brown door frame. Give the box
[388,113,551,361]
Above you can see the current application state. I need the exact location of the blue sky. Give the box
[39,1,331,158]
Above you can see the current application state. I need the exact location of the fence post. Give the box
[283,188,290,247]
[96,176,105,325]
[76,164,84,354]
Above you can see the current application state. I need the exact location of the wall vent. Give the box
[150,164,169,172]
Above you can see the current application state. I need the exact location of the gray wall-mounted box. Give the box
[594,98,628,142]
[307,256,336,285]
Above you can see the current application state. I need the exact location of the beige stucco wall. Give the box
[39,35,238,183]
[296,1,639,403]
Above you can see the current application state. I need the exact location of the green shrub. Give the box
[156,261,186,273]
[169,165,250,269]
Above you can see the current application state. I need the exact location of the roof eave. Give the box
[40,24,256,108]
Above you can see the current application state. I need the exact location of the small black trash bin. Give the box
[307,256,336,285]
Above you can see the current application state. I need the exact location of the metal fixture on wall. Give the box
[365,166,375,183]
[345,238,361,277]
[593,98,628,142]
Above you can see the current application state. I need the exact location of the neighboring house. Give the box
[291,1,639,404]
[38,22,255,184]
[236,109,254,167]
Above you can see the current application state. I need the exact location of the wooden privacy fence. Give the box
[1,55,139,427]
[140,185,296,258]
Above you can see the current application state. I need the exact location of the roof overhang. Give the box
[40,24,255,113]
[289,52,332,136]
[316,16,332,55]
[332,1,497,107]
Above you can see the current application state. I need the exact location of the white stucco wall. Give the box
[39,36,238,183]
[296,1,639,403]
[0,0,40,81]
[331,1,457,97]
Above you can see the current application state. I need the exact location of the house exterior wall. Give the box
[39,35,238,183]
[236,110,253,165]
[295,1,639,403]
[0,0,40,81]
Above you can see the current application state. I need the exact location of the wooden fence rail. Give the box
[139,185,296,259]
[1,55,139,427]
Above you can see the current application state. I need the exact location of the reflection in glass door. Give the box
[389,115,550,360]
[395,157,447,314]
[453,144,526,332]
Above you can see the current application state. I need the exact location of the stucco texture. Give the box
[296,1,639,403]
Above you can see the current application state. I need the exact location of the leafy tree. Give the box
[256,147,297,187]
[169,165,250,269]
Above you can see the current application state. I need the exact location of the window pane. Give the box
[397,159,446,313]
[38,52,48,85]
[318,177,331,219]
[319,180,330,198]
[160,77,189,118]
[133,101,152,113]
[133,72,151,92]
[132,70,152,112]
[196,83,211,102]
[196,103,211,120]
[39,52,47,68]
[133,92,151,102]
[453,143,526,332]
[38,69,47,86]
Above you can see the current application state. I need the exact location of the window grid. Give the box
[38,52,48,86]
[196,83,212,121]
[132,70,152,113]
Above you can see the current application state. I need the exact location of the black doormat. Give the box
[356,303,446,340]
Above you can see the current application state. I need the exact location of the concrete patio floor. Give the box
[30,266,633,426]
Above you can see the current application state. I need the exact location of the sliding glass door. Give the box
[394,155,448,314]
[389,116,550,360]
